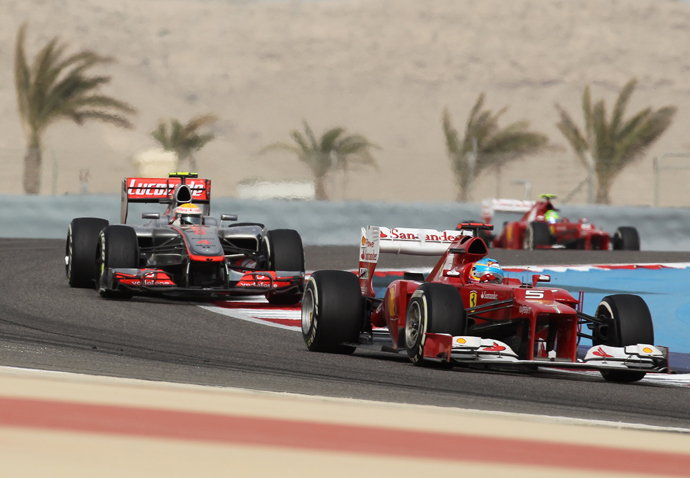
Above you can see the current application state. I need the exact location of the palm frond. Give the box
[289,130,311,154]
[446,93,549,201]
[555,103,588,157]
[67,111,134,129]
[14,23,31,125]
[556,78,676,203]
[302,121,318,151]
[442,108,460,155]
[319,127,345,153]
[610,78,637,137]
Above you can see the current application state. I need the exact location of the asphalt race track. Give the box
[2,238,690,429]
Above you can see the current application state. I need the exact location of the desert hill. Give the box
[0,0,689,206]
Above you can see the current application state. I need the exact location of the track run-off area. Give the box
[2,238,690,476]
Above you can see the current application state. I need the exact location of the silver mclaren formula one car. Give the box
[66,172,305,303]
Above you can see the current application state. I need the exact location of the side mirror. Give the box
[142,213,160,220]
[531,274,550,287]
[221,214,238,222]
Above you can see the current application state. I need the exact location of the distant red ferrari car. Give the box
[482,195,640,250]
[301,223,667,382]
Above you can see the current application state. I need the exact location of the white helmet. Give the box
[173,203,202,226]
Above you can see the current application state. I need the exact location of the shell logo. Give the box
[455,337,466,344]
[387,285,397,317]
[643,347,653,354]
[362,236,366,245]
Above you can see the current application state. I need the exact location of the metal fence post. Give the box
[654,153,690,207]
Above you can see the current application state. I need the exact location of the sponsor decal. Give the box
[128,179,173,196]
[127,179,208,198]
[592,347,614,358]
[360,234,379,263]
[455,337,466,345]
[518,305,531,315]
[643,347,653,354]
[386,229,462,243]
[469,291,477,308]
[481,291,498,300]
[197,240,211,245]
[361,251,378,262]
[359,268,369,279]
[483,342,506,352]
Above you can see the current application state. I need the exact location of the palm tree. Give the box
[443,94,549,202]
[261,121,379,200]
[151,114,218,172]
[14,22,136,194]
[555,78,676,204]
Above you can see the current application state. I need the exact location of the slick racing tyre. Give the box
[523,222,551,250]
[301,270,362,354]
[612,227,640,251]
[265,229,305,305]
[66,217,109,288]
[594,294,654,383]
[97,225,139,299]
[405,283,465,366]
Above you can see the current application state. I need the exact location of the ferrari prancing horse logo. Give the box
[469,291,477,308]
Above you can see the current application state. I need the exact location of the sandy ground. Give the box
[0,0,689,205]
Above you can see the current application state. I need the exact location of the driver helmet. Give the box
[469,258,504,284]
[172,203,202,226]
[544,210,560,224]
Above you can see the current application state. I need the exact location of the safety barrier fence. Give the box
[2,194,688,249]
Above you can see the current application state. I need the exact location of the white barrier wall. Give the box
[1,194,687,250]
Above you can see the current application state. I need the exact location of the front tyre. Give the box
[97,225,139,299]
[265,229,305,305]
[594,294,654,383]
[301,270,362,354]
[66,218,109,288]
[405,283,465,366]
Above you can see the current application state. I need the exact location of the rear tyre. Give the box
[523,222,551,250]
[265,229,305,305]
[301,270,362,354]
[66,218,109,288]
[612,227,640,251]
[594,294,654,383]
[97,225,139,299]
[405,283,466,366]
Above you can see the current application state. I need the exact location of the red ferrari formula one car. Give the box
[66,173,305,303]
[301,223,668,382]
[483,195,640,250]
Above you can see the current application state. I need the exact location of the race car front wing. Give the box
[99,267,304,298]
[422,333,669,373]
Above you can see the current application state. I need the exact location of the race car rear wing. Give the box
[121,173,211,224]
[358,225,474,296]
[481,198,534,223]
